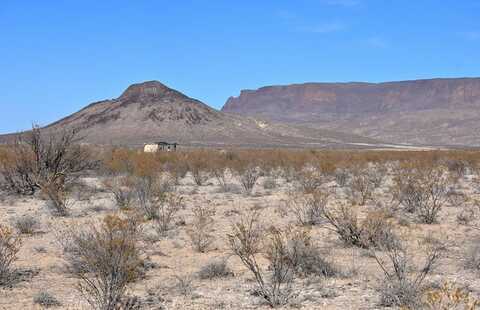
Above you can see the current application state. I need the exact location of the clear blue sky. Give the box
[1,0,479,133]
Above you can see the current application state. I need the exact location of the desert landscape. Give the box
[1,131,480,309]
[2,1,480,309]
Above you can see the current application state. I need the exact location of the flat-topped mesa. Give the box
[119,80,182,101]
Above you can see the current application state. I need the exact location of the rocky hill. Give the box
[222,78,480,146]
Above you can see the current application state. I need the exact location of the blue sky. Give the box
[1,0,479,133]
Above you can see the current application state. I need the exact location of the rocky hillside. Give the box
[5,81,379,148]
[222,78,480,146]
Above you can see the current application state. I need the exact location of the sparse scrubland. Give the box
[2,128,480,309]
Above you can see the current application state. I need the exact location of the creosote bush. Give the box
[0,224,22,286]
[320,203,397,249]
[373,238,444,309]
[287,190,329,226]
[235,164,261,195]
[134,175,181,230]
[103,176,135,210]
[227,211,296,307]
[294,167,326,194]
[345,168,375,206]
[60,214,143,310]
[392,166,450,224]
[187,205,215,252]
[0,125,95,215]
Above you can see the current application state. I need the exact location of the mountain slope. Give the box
[222,78,480,146]
[10,81,379,148]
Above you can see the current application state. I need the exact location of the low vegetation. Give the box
[2,135,480,308]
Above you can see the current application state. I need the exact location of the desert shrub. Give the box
[447,190,468,208]
[373,239,443,309]
[444,159,469,181]
[0,224,22,286]
[187,205,215,252]
[367,164,388,188]
[463,239,480,272]
[187,154,209,186]
[103,176,135,210]
[425,282,480,309]
[13,215,39,235]
[0,126,95,215]
[60,214,143,310]
[334,168,350,187]
[210,161,230,192]
[173,274,195,296]
[262,177,278,190]
[235,164,261,195]
[153,194,183,236]
[415,168,450,224]
[345,169,375,206]
[227,211,296,307]
[33,291,62,308]
[165,158,189,185]
[134,176,159,220]
[392,167,450,224]
[287,191,329,226]
[294,166,326,194]
[457,208,477,225]
[320,204,397,249]
[134,175,177,221]
[283,226,338,278]
[198,259,234,279]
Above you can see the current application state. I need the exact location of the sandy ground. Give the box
[1,171,480,309]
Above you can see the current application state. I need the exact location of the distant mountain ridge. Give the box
[1,81,380,148]
[222,78,480,146]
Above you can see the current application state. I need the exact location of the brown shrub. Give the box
[60,214,143,310]
[0,224,22,286]
[0,126,95,215]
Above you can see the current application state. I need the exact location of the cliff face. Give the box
[222,78,480,146]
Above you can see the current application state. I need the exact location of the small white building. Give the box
[144,142,177,153]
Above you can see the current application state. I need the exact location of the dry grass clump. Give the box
[60,214,143,310]
[13,215,39,235]
[187,205,215,252]
[0,224,22,286]
[425,282,480,309]
[197,259,234,280]
[33,291,62,308]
